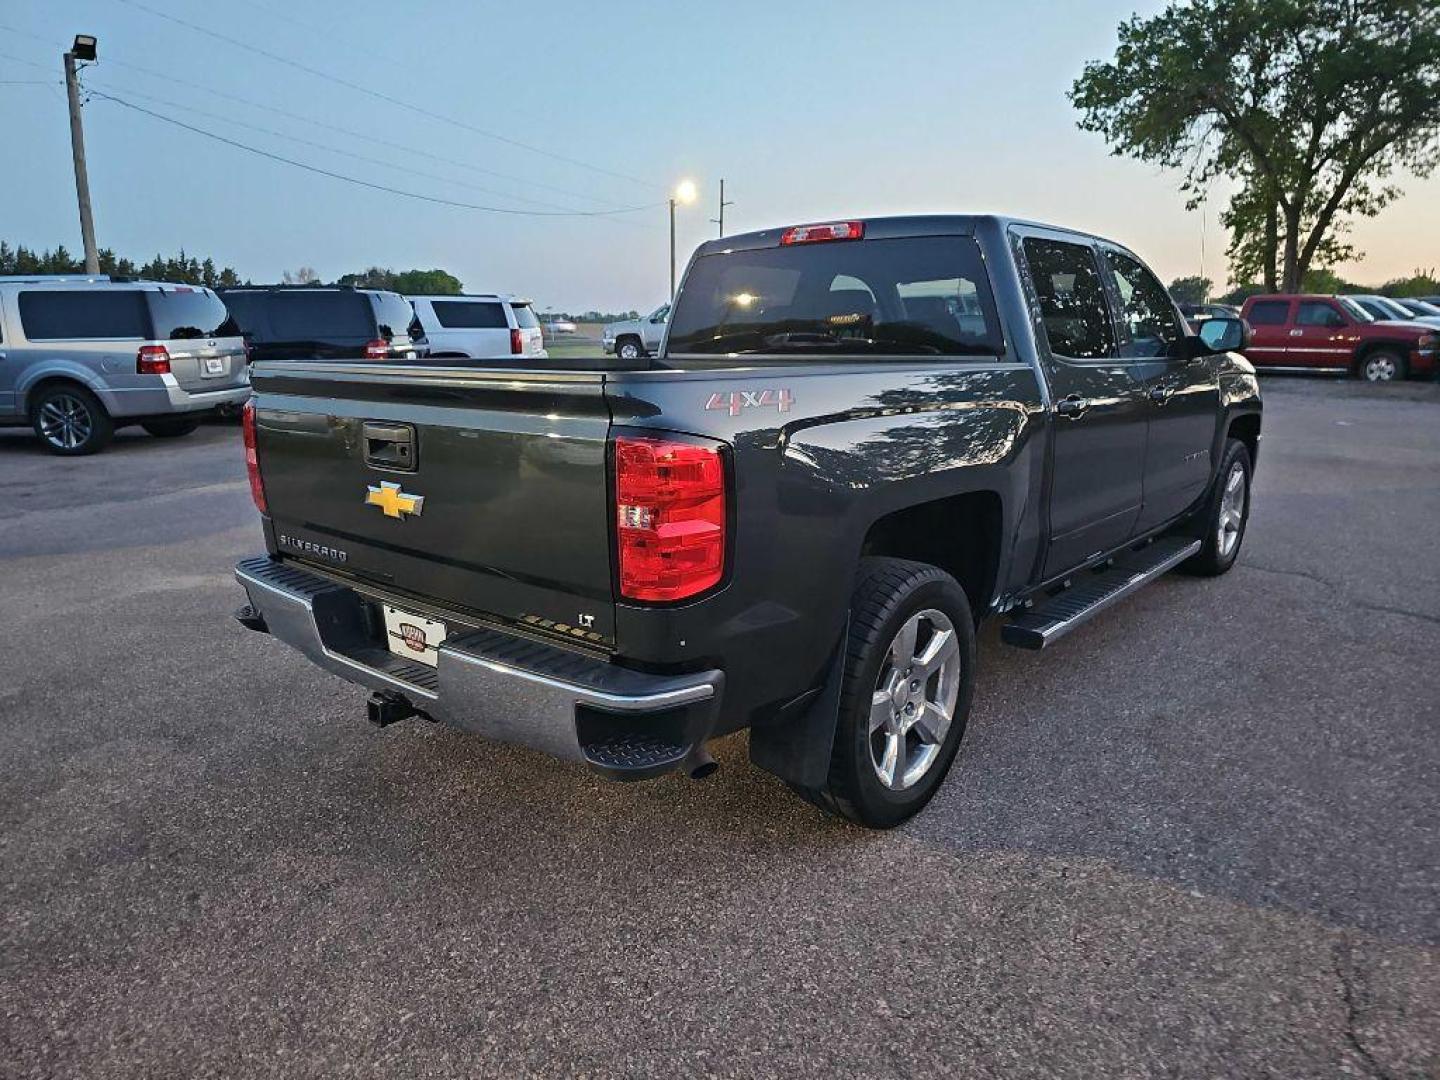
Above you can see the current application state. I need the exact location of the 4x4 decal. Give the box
[705,388,795,417]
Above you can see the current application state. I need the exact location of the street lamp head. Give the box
[674,179,698,205]
[71,34,98,61]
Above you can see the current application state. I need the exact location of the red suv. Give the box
[1239,294,1437,382]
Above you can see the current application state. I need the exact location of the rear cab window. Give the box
[18,290,151,340]
[666,235,1003,357]
[147,288,238,340]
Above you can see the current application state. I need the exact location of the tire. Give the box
[1359,349,1406,383]
[798,557,977,829]
[616,338,643,360]
[141,417,201,438]
[29,384,113,456]
[1181,438,1252,576]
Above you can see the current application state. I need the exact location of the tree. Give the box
[1376,269,1440,297]
[282,266,319,284]
[0,241,241,284]
[1168,275,1212,304]
[1070,0,1440,292]
[334,267,463,294]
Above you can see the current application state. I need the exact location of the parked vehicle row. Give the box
[0,278,565,453]
[1239,293,1438,382]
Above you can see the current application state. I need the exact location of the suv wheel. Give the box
[31,384,113,455]
[141,417,201,438]
[799,557,976,829]
[616,338,643,360]
[1182,437,1251,576]
[1360,350,1406,382]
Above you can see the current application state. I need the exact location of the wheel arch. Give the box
[1352,339,1410,371]
[1227,411,1261,469]
[857,490,1004,618]
[21,372,110,418]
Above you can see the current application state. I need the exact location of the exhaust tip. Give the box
[683,745,718,780]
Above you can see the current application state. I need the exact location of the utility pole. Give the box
[63,35,100,275]
[710,178,735,238]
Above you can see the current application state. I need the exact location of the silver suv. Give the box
[0,275,250,454]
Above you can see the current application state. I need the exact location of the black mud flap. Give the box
[747,620,847,790]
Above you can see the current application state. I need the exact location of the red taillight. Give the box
[614,436,726,602]
[364,338,389,361]
[137,344,171,374]
[510,328,523,354]
[241,399,267,514]
[779,220,864,245]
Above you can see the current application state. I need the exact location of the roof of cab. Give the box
[692,213,1117,258]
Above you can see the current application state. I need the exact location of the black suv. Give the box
[218,285,427,363]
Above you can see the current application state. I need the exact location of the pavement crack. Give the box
[1246,562,1440,627]
[1333,940,1393,1080]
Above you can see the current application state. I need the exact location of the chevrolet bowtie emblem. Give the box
[365,480,424,519]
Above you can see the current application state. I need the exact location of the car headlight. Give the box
[1419,334,1438,349]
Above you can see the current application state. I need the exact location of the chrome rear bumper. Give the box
[234,556,723,778]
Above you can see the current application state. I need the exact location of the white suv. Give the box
[407,294,547,361]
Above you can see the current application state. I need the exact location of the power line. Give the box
[1,28,641,211]
[85,79,609,215]
[113,0,658,191]
[87,88,664,218]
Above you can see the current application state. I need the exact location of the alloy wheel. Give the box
[868,608,961,790]
[1217,459,1247,558]
[37,394,94,450]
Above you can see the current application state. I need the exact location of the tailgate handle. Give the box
[363,422,417,471]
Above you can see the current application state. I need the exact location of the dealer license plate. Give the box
[382,605,446,668]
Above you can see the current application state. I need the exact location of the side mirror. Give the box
[1196,316,1250,354]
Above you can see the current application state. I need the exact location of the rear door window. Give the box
[510,303,539,329]
[1020,238,1115,360]
[18,290,151,340]
[666,236,1003,356]
[264,292,371,340]
[1246,301,1291,326]
[432,301,508,329]
[147,288,238,339]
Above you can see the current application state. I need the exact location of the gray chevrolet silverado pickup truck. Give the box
[233,215,1261,828]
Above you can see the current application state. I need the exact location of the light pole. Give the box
[710,178,734,238]
[63,34,100,274]
[669,179,697,302]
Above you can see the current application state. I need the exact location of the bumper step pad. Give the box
[1002,537,1201,650]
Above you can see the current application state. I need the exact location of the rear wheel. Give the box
[30,384,113,455]
[1359,350,1406,382]
[616,337,643,360]
[142,417,201,438]
[798,557,977,829]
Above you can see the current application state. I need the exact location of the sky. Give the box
[1,0,1437,312]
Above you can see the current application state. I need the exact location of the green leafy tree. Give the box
[0,241,241,284]
[1376,270,1440,297]
[1071,0,1440,292]
[1168,275,1212,304]
[335,267,463,294]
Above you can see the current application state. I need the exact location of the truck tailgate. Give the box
[249,361,616,645]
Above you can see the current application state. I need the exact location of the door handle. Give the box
[1055,395,1090,419]
[1148,384,1174,405]
[1289,329,1304,337]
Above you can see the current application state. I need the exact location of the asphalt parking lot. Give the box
[2,377,1437,1079]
